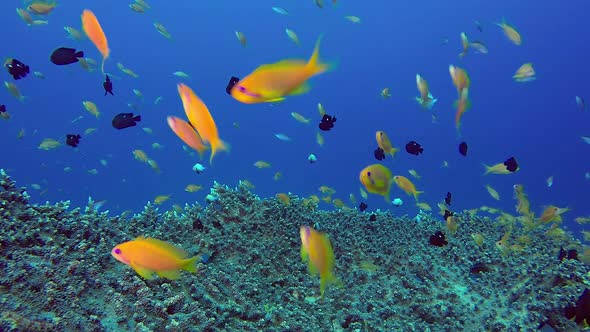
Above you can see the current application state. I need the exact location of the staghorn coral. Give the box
[0,169,588,331]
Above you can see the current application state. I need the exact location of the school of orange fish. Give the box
[3,1,589,294]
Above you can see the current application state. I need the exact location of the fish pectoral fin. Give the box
[307,262,319,276]
[265,97,286,103]
[288,83,310,96]
[156,269,181,280]
[130,261,155,280]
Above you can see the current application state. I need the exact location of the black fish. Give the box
[374,147,385,160]
[112,113,141,130]
[369,214,377,221]
[318,114,336,131]
[469,262,491,276]
[226,76,240,95]
[458,141,468,156]
[564,288,590,326]
[444,192,452,206]
[5,59,30,80]
[50,47,84,65]
[66,134,81,148]
[503,157,519,172]
[103,75,113,96]
[0,105,6,113]
[405,141,424,155]
[558,247,578,262]
[359,202,368,212]
[429,231,447,247]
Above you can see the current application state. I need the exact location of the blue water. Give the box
[1,1,589,236]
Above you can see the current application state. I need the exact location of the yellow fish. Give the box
[496,19,522,45]
[300,226,338,296]
[230,36,332,104]
[254,161,271,168]
[359,164,393,201]
[154,195,171,204]
[393,175,423,201]
[375,131,399,157]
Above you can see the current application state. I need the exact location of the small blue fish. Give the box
[576,96,586,111]
[275,133,292,142]
[272,6,289,15]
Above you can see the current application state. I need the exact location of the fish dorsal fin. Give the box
[255,60,307,72]
[135,237,188,258]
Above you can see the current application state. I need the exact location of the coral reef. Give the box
[0,169,588,331]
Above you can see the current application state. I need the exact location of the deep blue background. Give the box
[1,1,589,237]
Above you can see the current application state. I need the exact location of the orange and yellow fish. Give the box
[454,88,471,134]
[230,36,332,104]
[393,175,423,201]
[81,9,110,74]
[359,164,393,201]
[27,1,57,15]
[167,116,209,159]
[513,63,536,82]
[300,226,338,296]
[415,74,437,110]
[177,83,228,164]
[111,237,199,280]
[375,131,399,157]
[449,65,470,95]
[496,19,522,45]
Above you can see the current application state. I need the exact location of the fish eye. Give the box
[366,171,371,177]
[114,248,121,254]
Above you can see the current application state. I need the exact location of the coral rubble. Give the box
[0,169,588,331]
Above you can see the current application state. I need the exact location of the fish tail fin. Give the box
[414,191,424,201]
[306,34,331,75]
[388,147,399,158]
[482,163,492,175]
[319,271,339,297]
[182,256,199,273]
[75,51,84,58]
[209,139,230,165]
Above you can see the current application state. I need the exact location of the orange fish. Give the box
[538,206,569,224]
[177,83,228,164]
[359,164,393,201]
[167,116,209,159]
[81,9,110,73]
[300,226,338,296]
[27,1,57,15]
[111,237,199,280]
[454,88,471,134]
[393,175,423,201]
[459,32,469,58]
[375,131,399,157]
[230,36,332,104]
[449,65,470,95]
[415,74,437,110]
